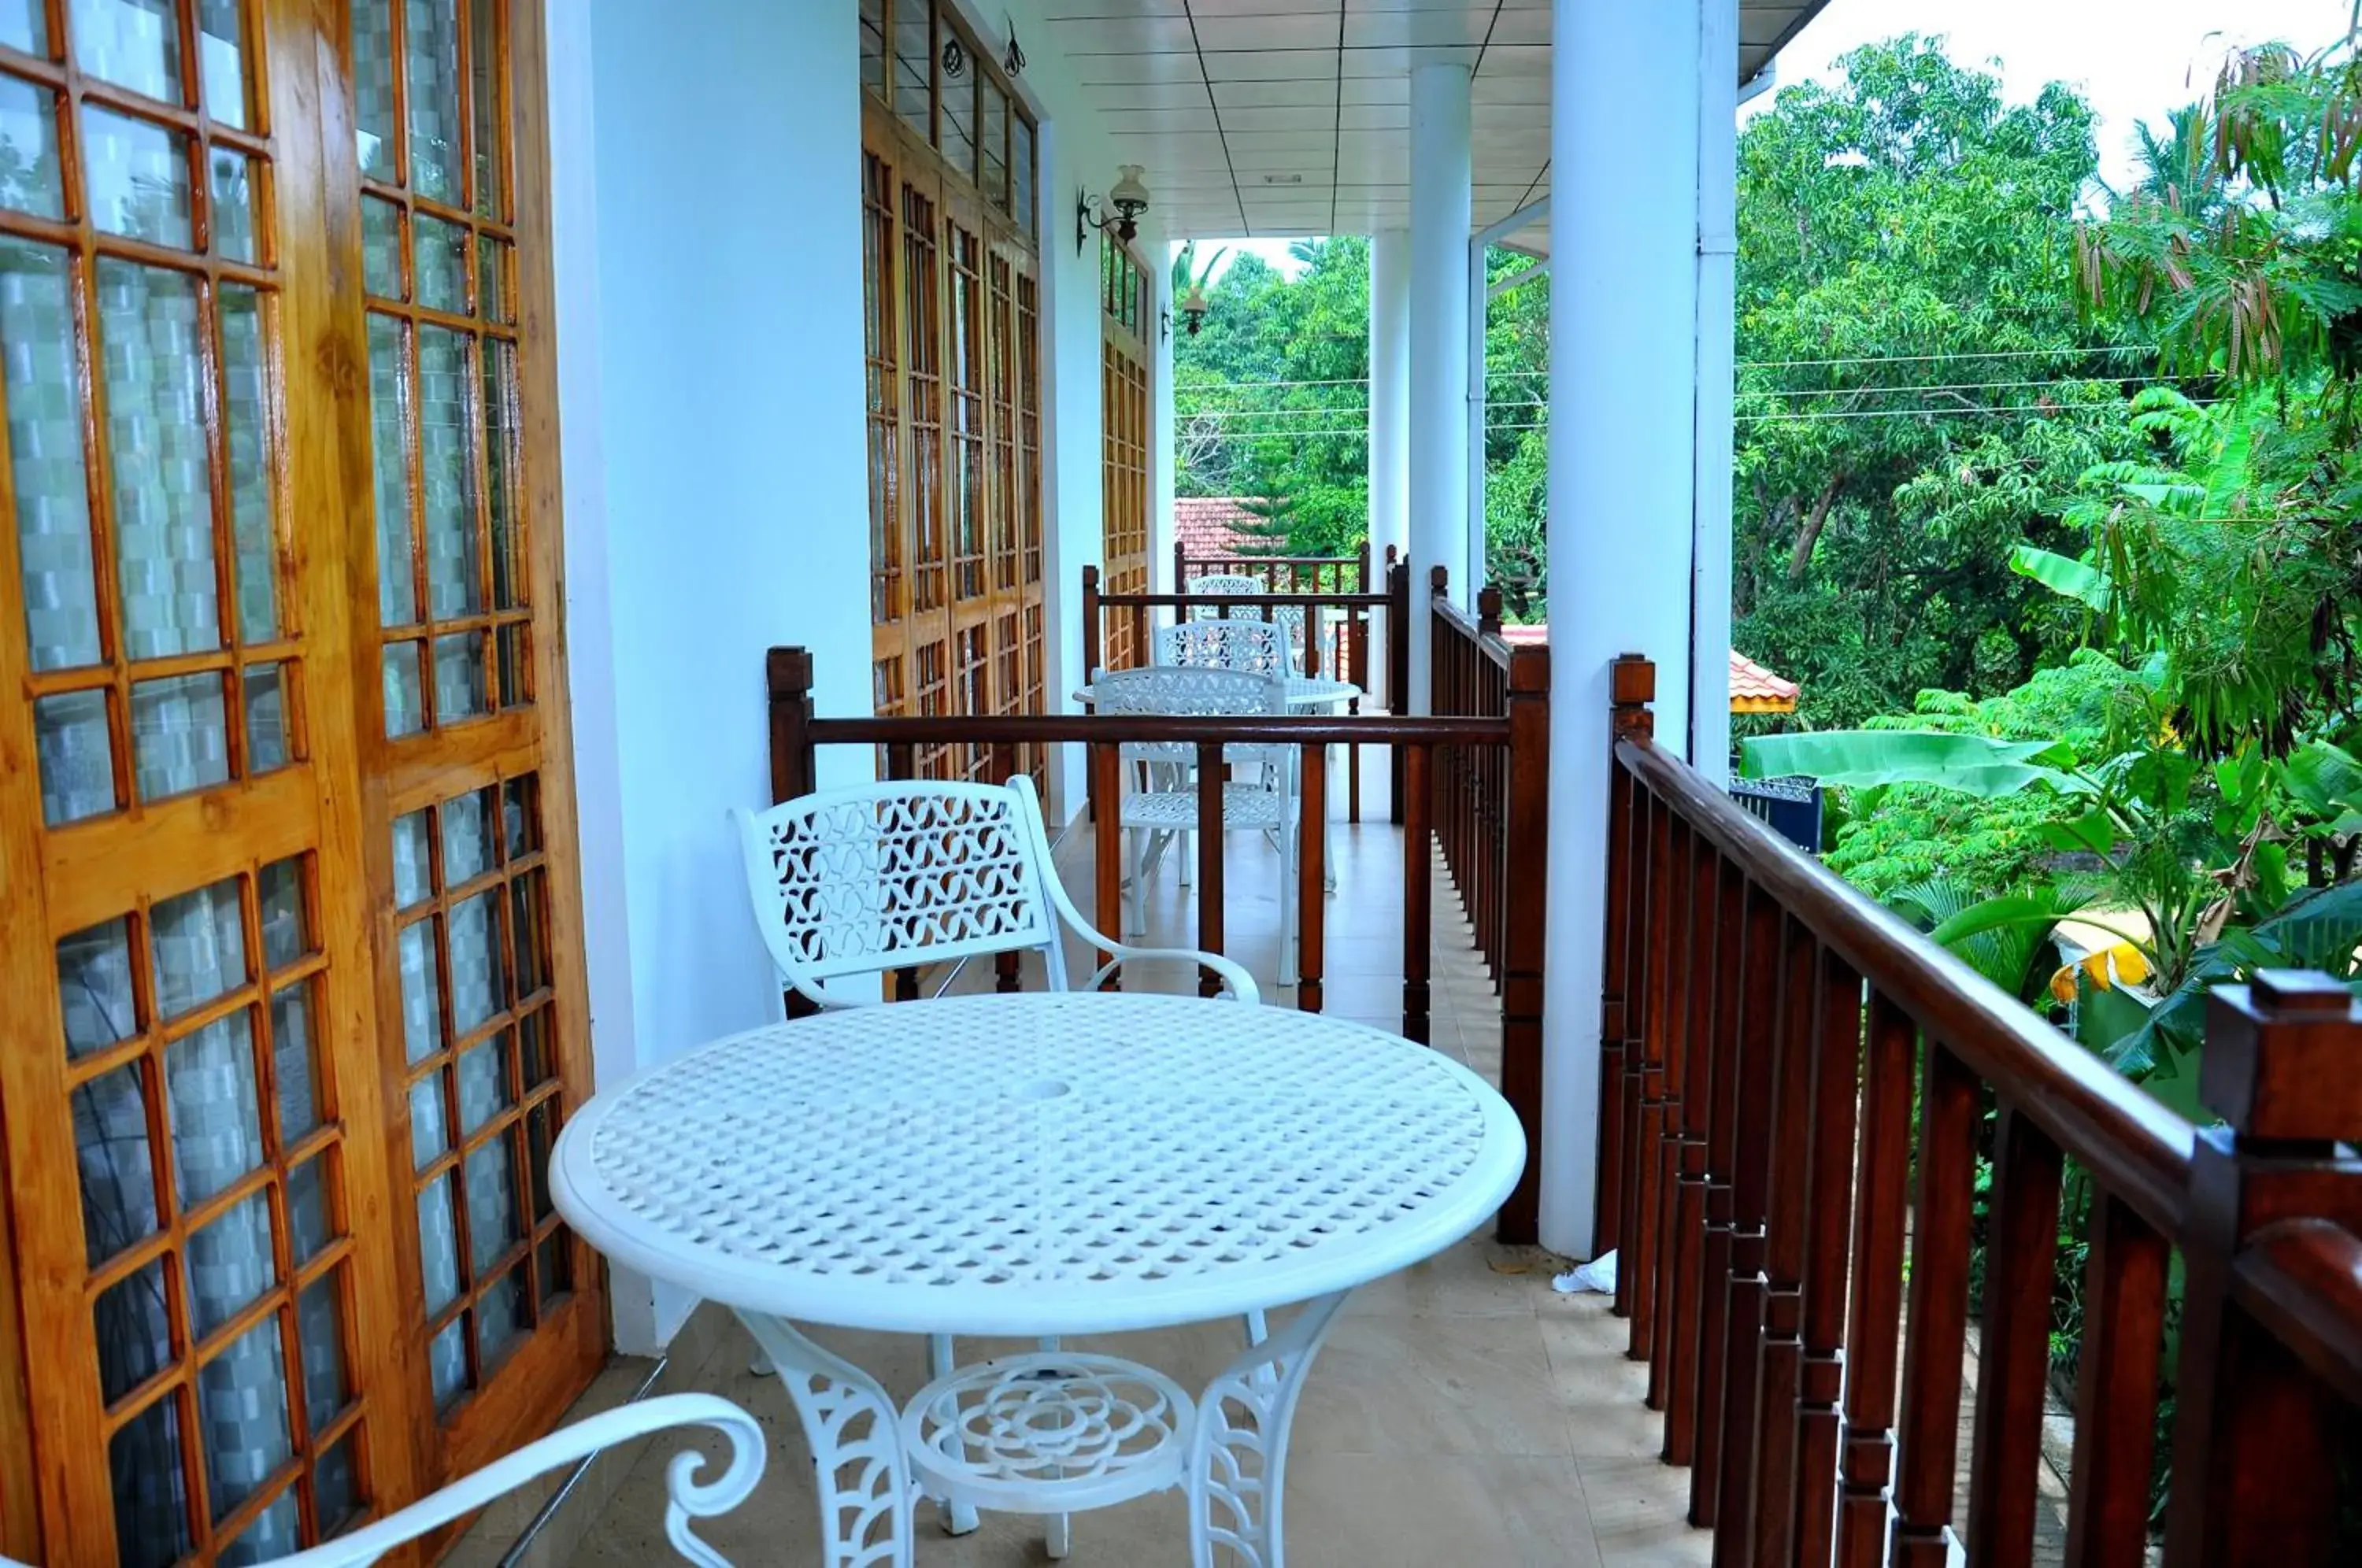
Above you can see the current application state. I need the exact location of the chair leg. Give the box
[1127,829,1146,938]
[1279,819,1299,988]
[928,1333,980,1536]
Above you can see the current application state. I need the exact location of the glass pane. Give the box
[0,1,41,54]
[257,859,305,967]
[524,1098,553,1222]
[442,786,493,881]
[183,1183,273,1337]
[509,869,544,1000]
[269,982,318,1145]
[72,0,181,103]
[109,1394,191,1568]
[416,1174,460,1313]
[455,1032,509,1135]
[469,0,501,216]
[0,74,61,216]
[83,106,191,246]
[350,0,394,177]
[535,1229,570,1301]
[495,621,526,708]
[397,918,442,1063]
[391,808,431,905]
[219,1488,299,1566]
[483,337,518,607]
[94,1256,172,1403]
[1013,117,1035,239]
[195,0,248,128]
[383,639,423,736]
[407,1071,446,1169]
[463,1129,517,1274]
[167,1011,263,1208]
[476,1263,525,1368]
[286,1155,331,1266]
[517,1003,550,1088]
[243,661,287,771]
[296,1274,346,1433]
[446,889,501,1034]
[891,3,927,135]
[131,671,231,801]
[367,313,415,623]
[417,325,477,616]
[859,0,884,97]
[405,0,461,203]
[314,1434,359,1533]
[476,232,509,321]
[59,915,137,1057]
[2,243,99,671]
[502,772,538,857]
[152,876,245,1017]
[361,194,402,298]
[77,1061,157,1265]
[414,211,465,313]
[196,1313,291,1521]
[209,149,255,262]
[432,631,483,722]
[100,261,217,656]
[942,60,975,179]
[35,687,114,823]
[981,80,1007,209]
[428,1312,465,1411]
[219,284,275,640]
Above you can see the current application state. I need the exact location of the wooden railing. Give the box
[1598,653,2362,1566]
[1173,541,1372,597]
[1431,571,1547,1010]
[767,642,1549,1242]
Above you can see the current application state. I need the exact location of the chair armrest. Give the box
[1080,944,1261,1005]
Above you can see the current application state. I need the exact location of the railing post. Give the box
[766,645,816,804]
[1387,554,1409,821]
[1083,565,1103,825]
[2163,971,2362,1568]
[1598,655,1654,1258]
[1477,582,1502,639]
[1496,640,1549,1244]
[1172,538,1185,590]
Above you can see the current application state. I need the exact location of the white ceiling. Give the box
[1038,1,1830,240]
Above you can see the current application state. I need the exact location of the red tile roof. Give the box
[1494,625,1796,712]
[1175,497,1253,559]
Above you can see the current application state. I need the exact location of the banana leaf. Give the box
[2008,544,2115,611]
[1740,730,2088,798]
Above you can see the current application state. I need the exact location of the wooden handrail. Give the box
[1597,651,2362,1568]
[1094,590,1390,610]
[808,714,1509,745]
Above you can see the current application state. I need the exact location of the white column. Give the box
[1151,233,1179,594]
[1541,0,1712,1258]
[1367,227,1409,704]
[1691,0,1738,782]
[1407,65,1471,714]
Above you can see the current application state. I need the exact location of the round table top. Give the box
[1073,676,1362,708]
[550,992,1523,1337]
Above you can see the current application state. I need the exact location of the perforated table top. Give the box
[1073,677,1362,708]
[550,992,1523,1337]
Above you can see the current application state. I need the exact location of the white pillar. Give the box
[1540,0,1712,1258]
[1691,2,1738,782]
[1151,234,1179,594]
[1407,65,1471,715]
[1368,227,1409,704]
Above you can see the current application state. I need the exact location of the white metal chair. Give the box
[1088,666,1301,985]
[1184,571,1265,619]
[0,1394,768,1567]
[1155,616,1287,677]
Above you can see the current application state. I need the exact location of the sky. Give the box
[1200,0,2356,278]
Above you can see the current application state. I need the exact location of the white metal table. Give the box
[550,991,1523,1567]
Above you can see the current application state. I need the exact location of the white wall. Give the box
[548,0,874,1349]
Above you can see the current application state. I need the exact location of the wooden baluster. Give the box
[886,743,922,1002]
[1838,991,1916,1566]
[1663,845,1722,1463]
[1709,903,1794,1567]
[1083,568,1103,823]
[1401,742,1432,1043]
[1092,741,1123,989]
[2061,1191,2167,1568]
[1597,756,1635,1258]
[1617,785,1662,1326]
[991,742,1024,993]
[766,645,816,805]
[1965,1106,2066,1568]
[1793,950,1865,1566]
[1628,790,1676,1355]
[2163,972,2362,1568]
[1298,743,1325,1013]
[1646,818,1697,1400]
[1194,739,1225,997]
[1890,1042,1981,1567]
[1305,603,1323,679]
[1497,641,1549,1245]
[1742,925,1820,1568]
[1172,538,1185,590]
[1129,603,1147,670]
[1690,865,1752,1524]
[1387,558,1409,818]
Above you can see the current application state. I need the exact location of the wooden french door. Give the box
[1099,234,1150,669]
[0,2,598,1563]
[861,0,1042,789]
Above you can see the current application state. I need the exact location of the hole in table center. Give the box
[1016,1078,1071,1102]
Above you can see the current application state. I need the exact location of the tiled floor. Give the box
[532,761,1709,1566]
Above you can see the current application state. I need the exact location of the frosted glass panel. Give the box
[131,670,231,800]
[100,260,217,657]
[166,1011,263,1207]
[414,211,465,313]
[243,660,288,771]
[151,875,245,1017]
[77,1062,157,1266]
[2,243,100,671]
[109,1393,190,1568]
[196,1314,291,1522]
[58,916,137,1057]
[183,1183,272,1337]
[397,917,442,1062]
[219,285,276,640]
[195,0,249,128]
[72,0,181,103]
[405,0,461,202]
[35,687,113,823]
[350,0,395,178]
[417,325,476,616]
[83,105,191,247]
[0,74,62,217]
[367,313,414,624]
[209,148,255,263]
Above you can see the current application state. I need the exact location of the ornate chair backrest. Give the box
[1154,617,1287,677]
[1089,665,1292,775]
[731,777,1066,1008]
[1185,572,1266,622]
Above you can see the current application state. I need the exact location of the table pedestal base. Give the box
[733,1292,1349,1568]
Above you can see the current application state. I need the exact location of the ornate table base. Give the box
[735,1292,1350,1568]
